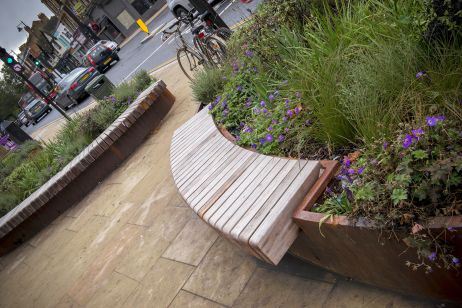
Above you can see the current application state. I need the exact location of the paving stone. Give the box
[86,271,139,308]
[123,258,194,307]
[183,238,257,306]
[163,218,218,266]
[143,206,194,241]
[233,267,334,307]
[68,223,143,306]
[115,229,170,281]
[322,280,435,308]
[169,290,225,308]
[55,294,82,308]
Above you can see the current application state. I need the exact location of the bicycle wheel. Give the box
[193,36,210,64]
[177,47,205,80]
[204,36,227,67]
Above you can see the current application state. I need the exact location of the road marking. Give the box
[123,35,174,81]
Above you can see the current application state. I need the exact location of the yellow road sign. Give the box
[136,19,149,34]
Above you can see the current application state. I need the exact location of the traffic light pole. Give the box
[0,46,71,121]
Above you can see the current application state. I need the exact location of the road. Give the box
[23,0,261,136]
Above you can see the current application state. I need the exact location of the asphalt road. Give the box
[23,0,261,135]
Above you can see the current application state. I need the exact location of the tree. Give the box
[0,64,27,121]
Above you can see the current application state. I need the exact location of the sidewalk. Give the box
[0,61,438,308]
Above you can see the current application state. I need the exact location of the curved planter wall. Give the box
[291,167,462,303]
[0,80,175,256]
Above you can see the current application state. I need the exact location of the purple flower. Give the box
[253,67,258,72]
[244,126,253,133]
[428,252,437,262]
[343,158,351,167]
[436,115,446,121]
[259,138,266,144]
[411,128,424,139]
[235,135,240,141]
[253,107,260,114]
[416,71,425,79]
[357,167,365,175]
[222,101,227,108]
[268,126,273,131]
[347,168,355,175]
[240,122,245,128]
[278,134,285,142]
[215,96,221,103]
[232,62,239,72]
[244,50,254,58]
[383,142,389,150]
[260,101,266,107]
[403,134,414,149]
[272,119,278,124]
[294,107,301,114]
[284,127,289,133]
[282,116,288,122]
[262,108,268,114]
[208,105,213,110]
[245,101,252,108]
[425,116,445,127]
[284,99,290,108]
[222,76,227,80]
[237,85,242,92]
[452,257,460,265]
[222,110,228,116]
[326,186,333,195]
[265,134,273,142]
[287,110,294,117]
[268,94,275,101]
[251,143,257,149]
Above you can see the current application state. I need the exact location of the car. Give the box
[24,99,52,125]
[99,40,120,52]
[16,111,30,127]
[55,67,101,110]
[167,0,222,18]
[84,41,120,73]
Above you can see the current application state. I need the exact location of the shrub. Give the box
[191,68,227,104]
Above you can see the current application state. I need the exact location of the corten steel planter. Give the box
[0,80,175,256]
[291,161,462,303]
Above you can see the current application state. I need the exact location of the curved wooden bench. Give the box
[0,80,174,255]
[170,107,322,265]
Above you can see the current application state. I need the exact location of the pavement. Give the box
[22,0,260,138]
[0,60,440,308]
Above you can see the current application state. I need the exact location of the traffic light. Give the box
[0,47,23,73]
[35,60,40,66]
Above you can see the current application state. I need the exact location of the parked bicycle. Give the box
[162,13,232,80]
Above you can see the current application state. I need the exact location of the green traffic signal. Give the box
[7,57,13,64]
[35,61,40,66]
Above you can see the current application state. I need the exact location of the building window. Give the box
[129,0,152,15]
[117,10,135,30]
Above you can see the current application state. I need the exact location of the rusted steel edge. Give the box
[293,160,340,221]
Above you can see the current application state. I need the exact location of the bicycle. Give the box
[162,15,208,80]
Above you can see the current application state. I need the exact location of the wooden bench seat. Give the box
[170,107,322,265]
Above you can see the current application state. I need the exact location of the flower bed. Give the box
[0,71,153,218]
[191,0,462,301]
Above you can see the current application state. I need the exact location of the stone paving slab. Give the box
[0,61,441,308]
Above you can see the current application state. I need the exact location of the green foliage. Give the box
[0,64,27,120]
[0,70,155,217]
[316,118,462,271]
[113,70,155,103]
[191,67,227,104]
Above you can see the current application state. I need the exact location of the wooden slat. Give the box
[200,155,271,221]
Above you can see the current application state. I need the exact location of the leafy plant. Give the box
[191,67,227,104]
